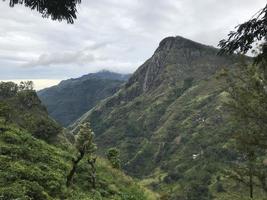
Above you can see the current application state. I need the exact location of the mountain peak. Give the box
[125,35,229,94]
[156,36,216,53]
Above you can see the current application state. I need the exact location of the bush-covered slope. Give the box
[0,82,62,143]
[71,36,239,173]
[70,36,265,199]
[0,123,158,200]
[38,71,130,127]
[0,81,158,200]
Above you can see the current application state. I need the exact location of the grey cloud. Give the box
[0,0,266,81]
[23,47,106,68]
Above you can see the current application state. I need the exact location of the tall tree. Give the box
[66,122,96,187]
[19,81,34,91]
[0,82,18,99]
[222,64,267,198]
[3,0,82,23]
[218,4,267,147]
[106,148,121,169]
[219,3,267,198]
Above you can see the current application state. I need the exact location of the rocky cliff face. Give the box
[114,36,237,102]
[71,36,245,196]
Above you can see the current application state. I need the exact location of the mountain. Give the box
[38,71,131,127]
[0,81,63,144]
[71,36,256,199]
[0,125,158,200]
[0,82,157,200]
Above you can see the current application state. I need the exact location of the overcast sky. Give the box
[0,0,266,89]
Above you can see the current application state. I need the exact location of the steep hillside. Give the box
[38,71,130,126]
[0,81,158,200]
[0,123,158,200]
[71,36,257,199]
[0,81,62,144]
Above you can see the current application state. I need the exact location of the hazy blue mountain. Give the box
[38,71,131,126]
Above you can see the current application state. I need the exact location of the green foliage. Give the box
[76,122,96,154]
[0,81,62,143]
[222,64,267,197]
[19,81,34,91]
[71,36,261,199]
[0,125,71,199]
[67,122,97,188]
[0,81,156,199]
[0,101,11,123]
[185,182,212,200]
[4,0,82,24]
[0,123,156,200]
[31,118,62,142]
[219,4,267,62]
[106,148,121,169]
[0,81,18,99]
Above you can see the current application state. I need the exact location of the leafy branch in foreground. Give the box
[3,0,81,23]
[218,4,267,64]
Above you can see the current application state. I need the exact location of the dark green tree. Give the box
[31,118,62,141]
[66,122,96,187]
[219,4,267,64]
[185,182,212,200]
[219,4,267,198]
[0,82,18,99]
[3,0,82,23]
[19,81,34,91]
[87,156,97,189]
[0,102,11,125]
[222,64,267,198]
[106,148,121,169]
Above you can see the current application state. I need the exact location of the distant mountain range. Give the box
[38,71,131,126]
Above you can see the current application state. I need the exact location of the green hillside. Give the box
[71,36,266,199]
[0,124,158,200]
[38,71,130,127]
[0,81,158,200]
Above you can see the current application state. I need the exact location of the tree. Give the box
[19,81,34,91]
[0,82,18,99]
[31,118,62,141]
[0,101,11,125]
[185,182,212,200]
[222,64,267,198]
[219,4,267,64]
[3,0,81,23]
[66,122,96,187]
[106,148,121,169]
[87,156,97,189]
[219,4,267,198]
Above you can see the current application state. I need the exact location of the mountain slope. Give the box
[0,82,63,144]
[38,71,130,127]
[0,82,158,200]
[71,36,253,198]
[0,123,158,200]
